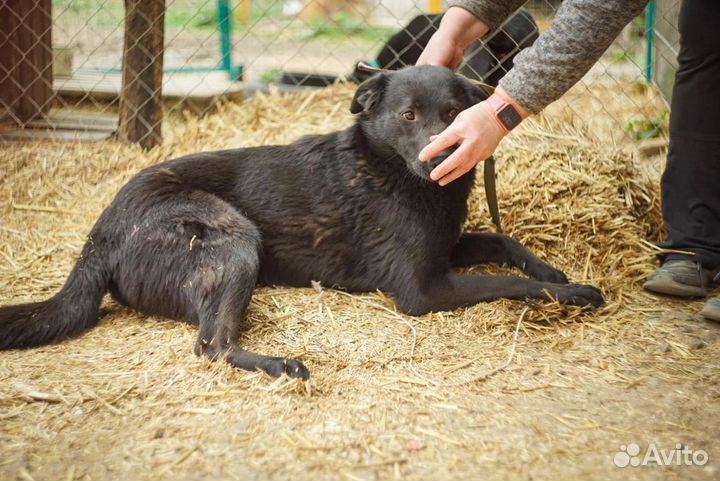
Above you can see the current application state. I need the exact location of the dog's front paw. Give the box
[552,284,604,308]
[258,357,310,380]
[526,260,569,284]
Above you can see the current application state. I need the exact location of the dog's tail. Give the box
[0,238,111,349]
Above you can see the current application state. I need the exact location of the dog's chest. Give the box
[256,183,463,290]
[252,139,470,289]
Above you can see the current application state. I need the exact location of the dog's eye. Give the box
[402,111,415,121]
[448,108,459,119]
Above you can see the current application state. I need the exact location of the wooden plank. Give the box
[54,74,122,99]
[0,1,23,120]
[0,108,118,141]
[15,0,53,122]
[117,0,165,149]
[0,0,54,123]
[23,108,118,131]
[54,71,245,108]
[162,72,245,100]
[39,108,118,125]
[0,128,113,142]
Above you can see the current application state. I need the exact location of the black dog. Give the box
[350,9,539,87]
[0,66,602,380]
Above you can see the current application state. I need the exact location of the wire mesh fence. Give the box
[649,0,681,104]
[0,0,679,147]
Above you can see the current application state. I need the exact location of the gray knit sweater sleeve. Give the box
[448,0,649,114]
[447,0,527,31]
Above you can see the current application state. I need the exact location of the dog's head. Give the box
[350,65,489,181]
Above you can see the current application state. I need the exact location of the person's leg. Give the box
[660,0,720,267]
[644,0,720,298]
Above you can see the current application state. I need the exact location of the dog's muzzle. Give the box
[427,147,457,170]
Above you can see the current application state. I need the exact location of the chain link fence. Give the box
[647,0,681,105]
[0,0,679,147]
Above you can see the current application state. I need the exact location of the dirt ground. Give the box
[1,80,719,481]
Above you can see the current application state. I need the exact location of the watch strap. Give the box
[486,93,523,133]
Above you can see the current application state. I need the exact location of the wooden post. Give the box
[0,0,53,124]
[117,0,165,149]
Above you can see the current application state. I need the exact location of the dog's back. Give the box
[145,124,471,292]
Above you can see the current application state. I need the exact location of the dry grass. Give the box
[1,81,719,481]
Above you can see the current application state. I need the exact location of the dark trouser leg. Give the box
[660,0,720,272]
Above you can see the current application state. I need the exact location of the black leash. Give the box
[355,62,503,233]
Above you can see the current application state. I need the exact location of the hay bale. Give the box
[1,81,718,481]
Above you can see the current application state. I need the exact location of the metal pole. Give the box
[645,0,656,83]
[218,0,232,74]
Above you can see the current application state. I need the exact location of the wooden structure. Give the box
[0,109,118,141]
[117,0,166,149]
[0,0,53,124]
[0,0,117,143]
[0,0,169,148]
[54,71,245,112]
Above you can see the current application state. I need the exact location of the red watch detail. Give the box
[486,93,523,133]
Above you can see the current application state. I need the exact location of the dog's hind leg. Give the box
[191,237,309,380]
[451,232,568,283]
[113,190,309,380]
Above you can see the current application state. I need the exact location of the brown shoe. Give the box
[701,295,720,322]
[643,260,714,298]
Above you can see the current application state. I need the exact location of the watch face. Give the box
[498,105,523,130]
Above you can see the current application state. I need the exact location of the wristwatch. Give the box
[486,93,524,133]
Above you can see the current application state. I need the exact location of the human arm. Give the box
[418,0,650,185]
[499,0,649,114]
[416,2,526,68]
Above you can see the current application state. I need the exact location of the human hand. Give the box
[416,30,465,69]
[416,7,490,69]
[418,101,506,186]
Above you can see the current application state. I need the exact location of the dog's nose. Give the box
[428,155,446,170]
[427,147,457,169]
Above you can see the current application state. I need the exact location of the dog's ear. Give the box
[463,81,491,105]
[350,73,390,114]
